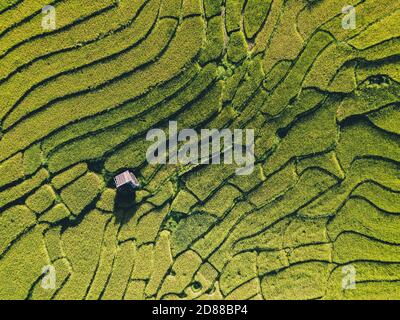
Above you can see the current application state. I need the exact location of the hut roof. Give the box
[114,171,140,189]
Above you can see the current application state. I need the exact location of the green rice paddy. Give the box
[0,0,399,300]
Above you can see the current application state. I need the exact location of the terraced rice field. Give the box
[0,0,399,300]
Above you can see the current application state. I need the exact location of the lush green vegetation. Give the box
[0,0,399,300]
